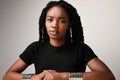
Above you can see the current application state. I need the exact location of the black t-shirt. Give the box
[19,41,97,74]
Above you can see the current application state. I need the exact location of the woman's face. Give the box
[45,6,69,41]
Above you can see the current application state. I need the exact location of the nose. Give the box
[52,20,58,29]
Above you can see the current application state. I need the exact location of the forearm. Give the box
[62,71,115,80]
[3,71,23,80]
[82,71,115,80]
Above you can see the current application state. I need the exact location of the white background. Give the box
[0,0,120,80]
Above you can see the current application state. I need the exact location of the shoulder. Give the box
[29,41,39,46]
[74,42,91,49]
[75,42,95,55]
[27,41,48,49]
[26,41,39,48]
[27,41,46,47]
[77,43,98,64]
[82,43,92,49]
[77,43,93,50]
[24,41,41,51]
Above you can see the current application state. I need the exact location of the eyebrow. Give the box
[46,16,66,19]
[46,16,53,18]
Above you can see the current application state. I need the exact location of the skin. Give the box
[3,6,115,80]
[45,6,69,47]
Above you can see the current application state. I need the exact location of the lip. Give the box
[49,30,59,35]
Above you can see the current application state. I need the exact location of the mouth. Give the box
[49,30,59,35]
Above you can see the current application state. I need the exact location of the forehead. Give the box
[46,6,68,18]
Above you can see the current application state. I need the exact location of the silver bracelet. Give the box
[69,72,83,80]
[22,74,32,80]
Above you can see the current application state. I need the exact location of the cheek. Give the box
[45,23,50,31]
[60,26,69,34]
[46,27,50,34]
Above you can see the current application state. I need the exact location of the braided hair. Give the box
[39,0,84,44]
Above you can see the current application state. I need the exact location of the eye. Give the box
[46,18,53,22]
[59,19,66,23]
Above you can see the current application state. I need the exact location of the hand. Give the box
[30,72,45,80]
[43,70,69,80]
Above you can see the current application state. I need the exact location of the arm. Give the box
[83,58,115,80]
[3,59,27,80]
[41,58,115,80]
[3,58,45,80]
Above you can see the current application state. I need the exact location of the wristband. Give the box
[22,74,32,80]
[69,72,83,80]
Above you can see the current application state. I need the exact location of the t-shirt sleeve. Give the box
[82,44,98,65]
[19,41,38,65]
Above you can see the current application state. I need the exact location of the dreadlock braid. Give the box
[39,0,84,44]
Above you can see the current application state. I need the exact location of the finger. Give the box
[48,70,56,72]
[43,76,47,80]
[43,73,49,80]
[39,72,46,80]
[43,70,50,80]
[43,70,49,73]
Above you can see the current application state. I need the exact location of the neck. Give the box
[50,38,65,47]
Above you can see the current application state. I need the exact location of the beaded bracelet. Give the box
[22,74,32,80]
[69,72,83,80]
